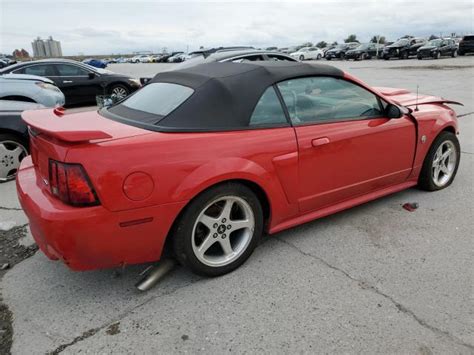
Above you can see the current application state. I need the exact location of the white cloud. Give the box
[1,0,472,55]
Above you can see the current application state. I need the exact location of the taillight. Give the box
[48,160,100,207]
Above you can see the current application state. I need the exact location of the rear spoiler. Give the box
[403,99,463,107]
[22,108,112,143]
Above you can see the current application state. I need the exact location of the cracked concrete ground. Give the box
[0,57,473,354]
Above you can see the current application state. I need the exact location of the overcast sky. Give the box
[1,0,473,55]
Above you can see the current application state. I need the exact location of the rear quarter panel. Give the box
[65,127,300,228]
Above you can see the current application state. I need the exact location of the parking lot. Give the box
[1,57,473,354]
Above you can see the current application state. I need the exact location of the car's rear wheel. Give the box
[418,131,460,191]
[0,134,28,183]
[451,49,458,57]
[173,182,263,276]
[109,84,130,99]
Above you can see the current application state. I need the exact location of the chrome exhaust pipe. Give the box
[135,259,176,292]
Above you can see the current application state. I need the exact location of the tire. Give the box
[339,53,345,60]
[361,53,368,60]
[418,131,460,191]
[458,51,465,56]
[299,55,304,61]
[451,50,457,58]
[0,133,28,183]
[317,54,322,60]
[433,51,441,59]
[417,55,423,60]
[172,182,264,276]
[108,84,130,99]
[326,57,332,61]
[401,51,408,59]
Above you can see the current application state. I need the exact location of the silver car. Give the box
[0,74,65,107]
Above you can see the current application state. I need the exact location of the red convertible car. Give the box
[17,62,461,276]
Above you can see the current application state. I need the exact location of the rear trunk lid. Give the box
[22,108,151,184]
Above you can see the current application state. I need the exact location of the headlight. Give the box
[128,78,141,86]
[35,82,61,92]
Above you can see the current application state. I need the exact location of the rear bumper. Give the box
[16,156,187,271]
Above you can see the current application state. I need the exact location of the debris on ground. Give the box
[106,322,121,336]
[402,202,419,212]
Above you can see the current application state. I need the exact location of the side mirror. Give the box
[88,72,96,79]
[386,104,403,118]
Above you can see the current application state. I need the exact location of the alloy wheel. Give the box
[191,196,255,268]
[112,86,128,99]
[0,140,28,182]
[432,140,457,187]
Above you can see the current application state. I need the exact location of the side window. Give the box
[231,55,264,63]
[277,77,383,125]
[20,65,55,76]
[249,86,288,127]
[55,64,89,76]
[266,54,294,62]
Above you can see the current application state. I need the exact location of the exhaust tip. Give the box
[135,259,176,292]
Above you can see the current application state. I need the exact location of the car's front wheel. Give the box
[419,131,460,191]
[452,49,458,57]
[108,84,130,99]
[173,182,263,276]
[299,55,304,61]
[0,134,28,183]
[433,51,441,59]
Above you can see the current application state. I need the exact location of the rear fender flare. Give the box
[171,157,296,227]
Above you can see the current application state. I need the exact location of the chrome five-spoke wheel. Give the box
[173,182,263,276]
[192,196,255,267]
[431,140,457,187]
[0,139,28,182]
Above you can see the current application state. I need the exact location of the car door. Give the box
[52,63,103,105]
[276,76,416,213]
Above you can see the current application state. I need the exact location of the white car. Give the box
[0,74,65,107]
[130,55,152,63]
[290,47,324,61]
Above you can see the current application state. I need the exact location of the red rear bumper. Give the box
[16,156,186,271]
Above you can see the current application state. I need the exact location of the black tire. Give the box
[172,182,263,277]
[326,57,332,61]
[451,50,457,58]
[299,55,304,61]
[339,53,345,60]
[418,131,460,191]
[417,55,423,60]
[317,54,322,60]
[433,51,441,59]
[108,84,130,99]
[0,133,29,183]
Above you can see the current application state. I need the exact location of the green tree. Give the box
[316,41,327,48]
[332,41,338,46]
[344,34,359,43]
[371,35,386,44]
[428,34,438,40]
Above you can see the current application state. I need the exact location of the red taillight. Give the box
[48,160,99,207]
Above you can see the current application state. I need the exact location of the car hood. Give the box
[22,108,151,143]
[418,45,437,50]
[374,87,463,108]
[326,49,342,53]
[385,44,404,49]
[0,100,45,112]
[0,73,54,84]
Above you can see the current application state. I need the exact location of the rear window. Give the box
[109,82,194,122]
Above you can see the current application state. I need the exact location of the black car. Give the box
[459,35,474,56]
[344,43,382,60]
[382,38,416,60]
[417,39,458,59]
[408,38,427,57]
[0,100,44,181]
[0,59,141,106]
[325,43,359,60]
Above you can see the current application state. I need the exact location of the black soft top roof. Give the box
[110,61,344,132]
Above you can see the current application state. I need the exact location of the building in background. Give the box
[31,36,62,57]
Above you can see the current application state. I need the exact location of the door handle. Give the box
[63,80,73,83]
[311,137,330,147]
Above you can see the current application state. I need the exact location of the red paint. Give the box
[16,75,460,271]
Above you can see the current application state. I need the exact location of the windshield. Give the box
[427,39,442,46]
[334,44,347,49]
[356,44,369,50]
[299,47,309,52]
[393,39,409,46]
